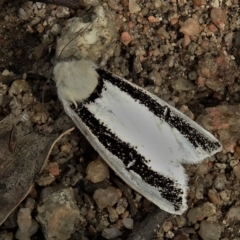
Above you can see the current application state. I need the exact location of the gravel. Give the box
[0,0,240,239]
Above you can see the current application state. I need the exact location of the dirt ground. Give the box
[0,0,240,239]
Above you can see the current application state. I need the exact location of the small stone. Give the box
[1,69,14,76]
[193,0,207,6]
[116,198,128,215]
[234,145,240,160]
[213,174,226,191]
[86,209,95,221]
[162,221,173,232]
[36,186,80,240]
[233,163,240,179]
[188,71,198,81]
[93,186,122,209]
[154,0,162,8]
[121,210,129,219]
[108,0,120,11]
[219,190,231,202]
[107,207,119,222]
[102,228,122,239]
[226,205,240,221]
[129,0,141,13]
[148,16,159,23]
[210,8,227,30]
[121,32,132,46]
[180,18,201,37]
[48,162,60,176]
[187,203,216,223]
[36,172,55,187]
[122,218,134,229]
[9,80,29,96]
[199,220,221,240]
[30,112,48,124]
[196,162,209,175]
[86,157,109,183]
[36,23,44,33]
[171,78,196,91]
[173,233,189,240]
[157,26,170,40]
[51,23,62,36]
[175,215,187,228]
[197,105,240,153]
[149,70,162,86]
[55,6,70,18]
[24,198,36,211]
[60,142,72,154]
[208,189,221,205]
[15,208,39,240]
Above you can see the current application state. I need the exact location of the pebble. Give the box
[60,142,72,154]
[50,23,62,36]
[116,198,128,215]
[197,105,240,153]
[36,172,55,186]
[86,157,109,183]
[36,23,44,33]
[208,189,221,205]
[93,186,122,209]
[233,163,240,179]
[24,198,36,211]
[210,8,227,30]
[107,0,121,11]
[15,208,39,240]
[171,78,196,91]
[187,203,216,223]
[102,228,122,239]
[122,218,134,229]
[175,215,187,228]
[199,220,221,240]
[196,162,209,175]
[48,162,60,176]
[179,18,201,37]
[9,80,29,96]
[107,207,119,222]
[121,32,132,45]
[219,190,231,202]
[213,174,226,191]
[36,186,80,240]
[162,221,173,232]
[226,205,240,221]
[55,6,70,18]
[129,0,141,13]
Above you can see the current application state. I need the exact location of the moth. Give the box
[53,59,222,215]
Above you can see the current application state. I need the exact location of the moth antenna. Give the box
[57,24,92,62]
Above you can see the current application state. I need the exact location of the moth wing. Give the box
[56,64,222,214]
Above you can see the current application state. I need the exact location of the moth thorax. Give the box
[53,59,99,106]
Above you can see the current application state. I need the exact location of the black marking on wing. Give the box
[73,105,183,211]
[95,68,221,153]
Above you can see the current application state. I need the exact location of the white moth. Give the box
[53,59,222,215]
